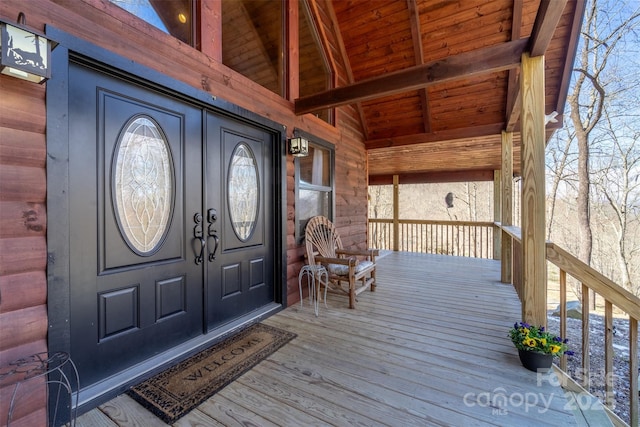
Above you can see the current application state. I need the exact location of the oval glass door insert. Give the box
[228,143,259,241]
[113,116,174,255]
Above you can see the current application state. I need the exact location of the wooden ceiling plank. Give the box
[295,38,529,115]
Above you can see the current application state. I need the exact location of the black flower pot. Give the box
[518,349,553,372]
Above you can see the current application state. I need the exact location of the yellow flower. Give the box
[522,328,530,335]
[550,345,561,354]
[523,338,536,348]
[539,338,547,347]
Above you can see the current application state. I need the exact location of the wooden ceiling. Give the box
[296,0,585,183]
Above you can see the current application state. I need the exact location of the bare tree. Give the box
[550,0,640,301]
[592,114,640,295]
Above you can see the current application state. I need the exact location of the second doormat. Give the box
[127,323,296,423]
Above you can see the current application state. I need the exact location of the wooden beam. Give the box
[407,0,431,133]
[365,123,505,149]
[520,53,546,326]
[286,0,299,102]
[198,0,222,62]
[555,0,586,116]
[505,0,523,131]
[369,170,495,185]
[506,0,567,130]
[501,131,513,283]
[529,0,569,57]
[295,38,529,115]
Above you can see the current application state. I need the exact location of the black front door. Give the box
[66,63,277,389]
[204,113,275,330]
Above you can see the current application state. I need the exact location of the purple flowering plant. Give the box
[509,322,574,356]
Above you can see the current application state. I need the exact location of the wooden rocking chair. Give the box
[304,216,378,309]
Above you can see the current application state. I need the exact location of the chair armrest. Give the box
[314,255,357,267]
[336,249,378,261]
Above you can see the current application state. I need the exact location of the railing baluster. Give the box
[604,300,614,408]
[630,317,638,427]
[559,269,567,372]
[582,283,590,389]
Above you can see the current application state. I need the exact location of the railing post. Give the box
[393,175,399,252]
[493,170,501,260]
[501,131,513,284]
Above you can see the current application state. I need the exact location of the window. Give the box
[222,0,284,97]
[109,0,196,46]
[299,1,333,124]
[295,133,335,244]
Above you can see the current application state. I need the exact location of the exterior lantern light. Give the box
[288,137,309,157]
[1,12,56,84]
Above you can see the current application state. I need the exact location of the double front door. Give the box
[67,62,276,388]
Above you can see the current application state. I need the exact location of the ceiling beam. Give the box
[365,123,506,150]
[369,170,496,185]
[505,0,523,132]
[295,38,529,115]
[529,0,569,57]
[505,0,568,131]
[407,0,431,133]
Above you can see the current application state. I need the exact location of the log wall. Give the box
[0,74,49,425]
[0,0,369,420]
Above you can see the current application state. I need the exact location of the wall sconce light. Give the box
[1,12,56,84]
[288,137,309,157]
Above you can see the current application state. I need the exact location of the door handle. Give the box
[207,208,219,261]
[194,213,205,265]
[207,224,219,261]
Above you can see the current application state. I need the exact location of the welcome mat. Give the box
[127,323,296,423]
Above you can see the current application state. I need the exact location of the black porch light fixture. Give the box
[0,12,56,84]
[288,136,309,157]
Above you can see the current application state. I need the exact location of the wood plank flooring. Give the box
[75,252,579,426]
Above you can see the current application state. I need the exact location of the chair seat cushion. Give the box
[328,260,374,277]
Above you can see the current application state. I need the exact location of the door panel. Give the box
[205,113,274,329]
[68,63,203,387]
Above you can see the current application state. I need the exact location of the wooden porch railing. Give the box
[502,225,639,427]
[368,219,497,259]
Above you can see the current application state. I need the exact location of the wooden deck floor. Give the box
[76,252,579,426]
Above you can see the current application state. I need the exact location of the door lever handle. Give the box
[208,224,219,261]
[195,236,205,265]
[194,213,205,264]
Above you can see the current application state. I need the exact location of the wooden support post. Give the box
[520,53,546,326]
[493,170,501,260]
[286,0,299,102]
[501,131,513,283]
[199,0,222,61]
[393,175,399,251]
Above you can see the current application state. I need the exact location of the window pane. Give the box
[110,0,194,45]
[222,0,284,96]
[298,189,329,237]
[299,145,330,187]
[299,2,332,123]
[113,116,174,255]
[228,143,259,241]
